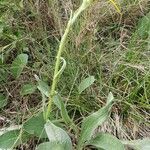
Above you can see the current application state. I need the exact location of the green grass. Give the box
[0,0,150,149]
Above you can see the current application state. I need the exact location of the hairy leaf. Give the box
[78,76,95,94]
[122,138,150,150]
[78,93,114,148]
[45,121,72,150]
[36,142,65,150]
[89,133,125,150]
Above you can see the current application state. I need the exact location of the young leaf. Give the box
[88,133,125,150]
[11,54,28,78]
[36,142,65,150]
[20,83,37,96]
[0,93,7,108]
[78,76,95,94]
[77,93,114,148]
[45,121,72,150]
[23,113,47,138]
[122,138,150,150]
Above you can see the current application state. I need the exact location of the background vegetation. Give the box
[0,0,150,149]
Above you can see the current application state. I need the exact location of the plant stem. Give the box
[45,1,92,121]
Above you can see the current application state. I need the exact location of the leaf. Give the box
[37,80,49,97]
[44,121,72,150]
[11,54,28,78]
[77,93,114,148]
[122,138,150,150]
[89,133,125,150]
[0,130,29,149]
[78,76,95,94]
[0,93,7,108]
[53,95,72,125]
[23,113,47,138]
[36,78,74,127]
[0,130,20,149]
[36,142,65,150]
[20,83,37,96]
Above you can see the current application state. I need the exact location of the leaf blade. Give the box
[78,76,95,94]
[122,138,150,150]
[89,133,125,150]
[20,84,37,96]
[36,142,65,150]
[11,54,28,78]
[78,93,114,148]
[45,121,72,150]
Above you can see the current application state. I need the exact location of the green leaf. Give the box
[53,95,72,125]
[0,69,8,82]
[36,142,65,150]
[89,133,125,150]
[78,76,95,94]
[44,121,72,150]
[122,138,150,150]
[0,130,20,149]
[36,79,74,127]
[0,93,7,108]
[37,80,49,97]
[11,54,28,78]
[23,113,47,138]
[20,83,37,96]
[0,130,29,149]
[77,93,114,148]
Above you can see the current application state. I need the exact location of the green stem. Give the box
[45,1,90,121]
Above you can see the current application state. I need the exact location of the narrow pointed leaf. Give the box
[89,133,125,150]
[108,0,121,14]
[53,94,72,125]
[78,76,95,94]
[78,93,114,148]
[45,121,72,150]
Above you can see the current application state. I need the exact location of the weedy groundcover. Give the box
[0,0,150,150]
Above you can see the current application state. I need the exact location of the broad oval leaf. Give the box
[0,93,7,108]
[11,53,28,78]
[77,93,114,148]
[23,113,47,138]
[20,83,37,96]
[45,121,72,150]
[0,130,29,149]
[36,142,66,150]
[89,133,125,150]
[0,130,20,149]
[122,138,150,150]
[78,76,95,94]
